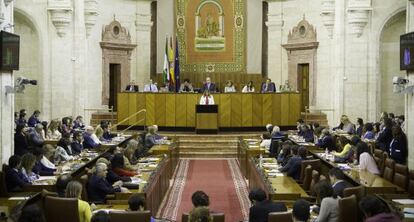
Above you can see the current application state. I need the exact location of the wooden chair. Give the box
[109,210,151,222]
[302,165,313,191]
[383,158,395,182]
[373,149,385,176]
[268,211,293,222]
[408,170,414,198]
[0,165,10,197]
[300,159,321,182]
[78,174,89,202]
[393,163,408,190]
[339,194,357,222]
[309,170,320,197]
[182,212,225,222]
[343,186,365,222]
[44,196,80,222]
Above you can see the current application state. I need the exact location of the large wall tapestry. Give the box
[176,0,246,73]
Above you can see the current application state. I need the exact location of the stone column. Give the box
[406,0,414,169]
[266,1,283,86]
[135,1,153,87]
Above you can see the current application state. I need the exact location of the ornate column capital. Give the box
[135,13,153,32]
[47,0,73,37]
[320,0,335,38]
[347,0,372,37]
[84,0,99,37]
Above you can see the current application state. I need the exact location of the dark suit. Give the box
[83,134,100,149]
[71,141,83,154]
[249,200,287,222]
[376,127,393,153]
[316,135,336,151]
[5,166,28,192]
[28,115,41,127]
[125,85,139,92]
[300,130,314,143]
[200,83,216,93]
[261,82,276,93]
[33,161,56,176]
[87,174,120,203]
[14,132,29,156]
[27,131,44,148]
[332,180,351,198]
[145,134,157,149]
[279,156,303,181]
[389,139,407,164]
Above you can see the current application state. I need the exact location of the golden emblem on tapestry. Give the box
[195,0,225,52]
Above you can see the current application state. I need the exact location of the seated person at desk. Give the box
[242,81,255,93]
[259,133,271,149]
[279,146,307,181]
[271,126,284,138]
[54,137,75,163]
[96,158,131,184]
[292,199,311,222]
[277,143,292,166]
[333,115,355,134]
[87,163,125,203]
[14,123,29,156]
[20,153,40,184]
[199,77,216,93]
[248,188,287,222]
[298,125,314,142]
[279,80,292,92]
[47,119,62,140]
[125,80,139,92]
[143,79,158,92]
[179,78,194,92]
[144,126,163,149]
[356,118,364,137]
[389,125,407,165]
[316,129,336,152]
[95,121,113,142]
[359,195,402,222]
[17,109,27,125]
[153,125,167,140]
[362,123,375,140]
[66,181,92,222]
[56,174,72,197]
[296,119,306,134]
[333,136,351,158]
[334,136,359,163]
[28,124,45,148]
[5,155,28,192]
[83,126,101,149]
[33,146,56,176]
[224,80,236,93]
[111,153,137,177]
[71,131,84,154]
[314,180,339,222]
[73,115,85,130]
[265,123,273,134]
[261,78,276,93]
[128,194,156,222]
[159,81,173,92]
[329,168,351,198]
[28,110,42,128]
[356,142,380,175]
[199,90,215,105]
[189,191,212,221]
[60,117,73,135]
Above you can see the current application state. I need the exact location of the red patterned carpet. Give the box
[157,159,250,222]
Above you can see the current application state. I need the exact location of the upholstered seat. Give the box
[339,194,357,222]
[343,186,365,222]
[109,210,151,222]
[182,212,225,222]
[268,211,293,222]
[393,163,408,190]
[44,196,80,222]
[309,170,320,196]
[383,158,395,182]
[300,159,320,182]
[409,170,414,198]
[302,165,313,191]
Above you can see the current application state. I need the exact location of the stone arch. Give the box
[378,10,406,115]
[13,9,43,113]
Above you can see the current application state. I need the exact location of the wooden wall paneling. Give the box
[280,94,289,126]
[219,94,231,127]
[252,94,263,126]
[186,94,198,127]
[155,94,166,126]
[289,93,301,125]
[165,94,176,127]
[262,94,272,125]
[136,93,146,125]
[272,94,282,126]
[117,93,129,125]
[175,94,187,127]
[231,94,242,127]
[128,93,137,125]
[241,94,253,127]
[145,94,156,126]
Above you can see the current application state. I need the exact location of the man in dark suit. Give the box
[28,110,41,127]
[71,131,84,154]
[125,80,139,92]
[5,155,28,192]
[279,147,307,181]
[329,168,351,198]
[376,117,393,153]
[316,129,336,151]
[249,188,287,222]
[87,163,121,203]
[261,78,276,93]
[199,77,216,93]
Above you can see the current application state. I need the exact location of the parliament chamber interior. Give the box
[1,0,414,222]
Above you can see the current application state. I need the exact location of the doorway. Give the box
[109,64,121,111]
[297,63,309,112]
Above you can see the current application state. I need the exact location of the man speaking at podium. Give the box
[199,90,215,105]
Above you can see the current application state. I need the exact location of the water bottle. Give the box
[259,153,263,168]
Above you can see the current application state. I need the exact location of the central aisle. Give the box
[158,159,250,222]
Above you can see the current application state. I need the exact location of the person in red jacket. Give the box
[111,153,137,177]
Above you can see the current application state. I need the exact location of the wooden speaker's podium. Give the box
[196,104,218,134]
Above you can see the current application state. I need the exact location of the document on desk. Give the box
[8,196,31,200]
[392,199,414,205]
[404,208,414,214]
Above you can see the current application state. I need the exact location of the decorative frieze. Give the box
[84,0,99,37]
[347,0,372,37]
[320,0,335,38]
[47,0,73,37]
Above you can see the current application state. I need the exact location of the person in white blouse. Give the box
[224,80,236,93]
[143,79,158,92]
[242,81,255,93]
[47,119,62,140]
[199,90,215,105]
[356,142,380,175]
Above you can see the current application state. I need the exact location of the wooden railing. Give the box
[111,109,146,130]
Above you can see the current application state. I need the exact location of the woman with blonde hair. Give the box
[20,153,39,183]
[65,181,92,222]
[47,119,62,140]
